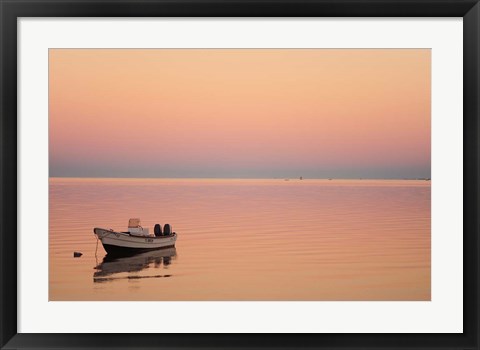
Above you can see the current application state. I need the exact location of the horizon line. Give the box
[49,176,431,180]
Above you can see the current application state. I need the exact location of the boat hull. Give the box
[94,227,177,255]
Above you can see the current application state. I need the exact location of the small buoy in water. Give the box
[73,252,83,258]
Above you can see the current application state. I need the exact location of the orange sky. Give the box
[49,49,430,179]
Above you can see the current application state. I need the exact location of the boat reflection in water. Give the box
[93,247,177,283]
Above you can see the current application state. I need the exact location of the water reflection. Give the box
[93,247,177,283]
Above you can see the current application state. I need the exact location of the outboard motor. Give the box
[164,224,171,236]
[154,224,162,237]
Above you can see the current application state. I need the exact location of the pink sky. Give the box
[49,49,431,178]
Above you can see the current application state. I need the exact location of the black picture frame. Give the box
[1,0,479,349]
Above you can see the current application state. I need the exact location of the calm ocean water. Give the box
[49,178,430,301]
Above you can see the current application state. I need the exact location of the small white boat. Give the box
[94,218,177,255]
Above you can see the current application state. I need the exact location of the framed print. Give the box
[1,0,479,349]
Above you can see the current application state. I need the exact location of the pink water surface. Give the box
[49,178,430,301]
